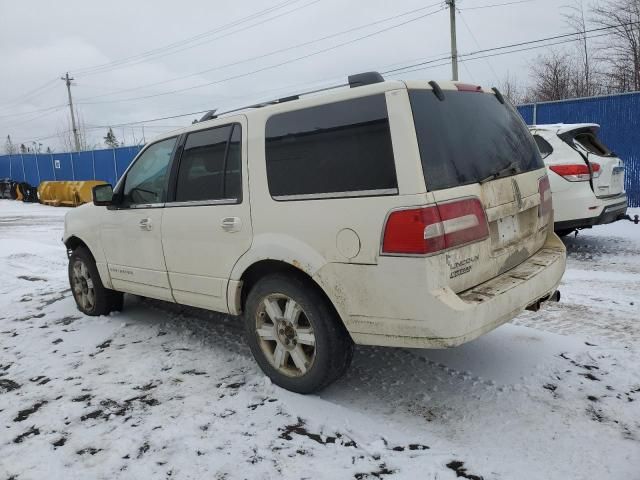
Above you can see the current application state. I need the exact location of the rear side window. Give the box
[573,132,613,157]
[175,124,242,203]
[265,95,398,200]
[409,90,544,191]
[533,135,553,159]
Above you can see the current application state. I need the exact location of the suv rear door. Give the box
[557,125,625,198]
[161,117,252,312]
[408,86,550,293]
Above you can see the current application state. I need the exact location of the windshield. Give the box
[409,89,543,191]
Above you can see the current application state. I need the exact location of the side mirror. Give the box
[92,184,114,206]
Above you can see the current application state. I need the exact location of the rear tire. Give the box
[243,273,353,394]
[69,247,123,316]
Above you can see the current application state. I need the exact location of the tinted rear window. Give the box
[265,95,397,199]
[573,132,613,157]
[409,89,543,191]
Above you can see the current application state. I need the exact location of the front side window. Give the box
[533,135,553,159]
[122,137,176,206]
[175,124,241,203]
[264,95,398,199]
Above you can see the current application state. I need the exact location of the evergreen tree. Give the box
[19,143,27,154]
[104,128,119,148]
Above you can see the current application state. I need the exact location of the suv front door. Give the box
[161,117,252,312]
[101,137,177,301]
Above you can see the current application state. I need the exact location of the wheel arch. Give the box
[64,235,91,257]
[64,234,113,289]
[231,259,352,339]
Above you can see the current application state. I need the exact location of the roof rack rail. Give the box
[348,71,384,88]
[197,71,386,122]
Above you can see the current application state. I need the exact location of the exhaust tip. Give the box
[550,290,561,302]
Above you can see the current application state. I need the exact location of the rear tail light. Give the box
[549,162,600,181]
[382,198,488,255]
[538,175,552,219]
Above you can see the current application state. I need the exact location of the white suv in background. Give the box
[63,73,566,393]
[529,124,629,236]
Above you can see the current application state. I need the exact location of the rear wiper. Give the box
[479,165,518,184]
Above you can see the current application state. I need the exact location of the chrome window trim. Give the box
[128,202,166,209]
[164,198,239,208]
[272,188,398,202]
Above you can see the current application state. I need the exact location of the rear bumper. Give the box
[349,233,566,348]
[555,196,628,231]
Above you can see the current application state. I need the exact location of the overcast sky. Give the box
[0,0,570,151]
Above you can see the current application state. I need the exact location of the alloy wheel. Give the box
[71,259,96,312]
[255,294,316,377]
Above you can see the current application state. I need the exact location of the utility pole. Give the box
[61,72,81,152]
[446,0,459,81]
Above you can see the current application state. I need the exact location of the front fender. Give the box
[64,204,112,288]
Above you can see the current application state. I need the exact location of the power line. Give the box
[77,5,447,105]
[0,78,60,111]
[76,1,444,102]
[74,0,318,77]
[0,103,67,119]
[457,10,500,84]
[460,0,535,10]
[386,30,617,76]
[382,19,640,76]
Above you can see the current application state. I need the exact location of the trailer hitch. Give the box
[620,214,639,224]
[526,290,561,312]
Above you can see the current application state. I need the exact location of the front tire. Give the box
[68,247,123,316]
[243,274,353,394]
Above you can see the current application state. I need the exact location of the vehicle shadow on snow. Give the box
[128,295,617,430]
[562,231,638,258]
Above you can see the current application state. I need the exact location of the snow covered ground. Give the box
[0,199,638,480]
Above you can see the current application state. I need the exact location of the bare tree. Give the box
[528,50,575,101]
[4,135,17,154]
[563,0,601,96]
[499,71,526,104]
[56,108,93,152]
[591,0,640,92]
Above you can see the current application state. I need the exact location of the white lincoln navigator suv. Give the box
[64,73,566,393]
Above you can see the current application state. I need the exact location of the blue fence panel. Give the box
[0,155,11,178]
[1,146,141,186]
[52,153,73,181]
[517,104,534,124]
[78,151,95,180]
[93,149,117,185]
[37,154,55,181]
[21,154,40,185]
[10,155,24,181]
[71,152,92,180]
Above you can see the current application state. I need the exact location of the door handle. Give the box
[139,218,152,231]
[221,217,242,233]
